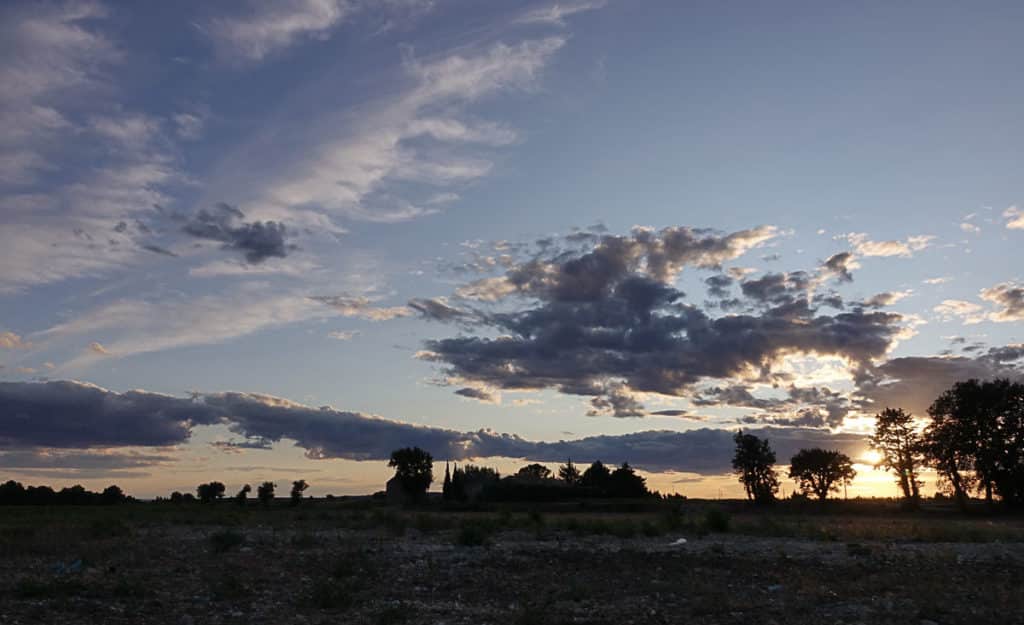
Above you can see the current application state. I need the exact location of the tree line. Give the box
[387,448,655,502]
[0,481,129,505]
[732,378,1024,508]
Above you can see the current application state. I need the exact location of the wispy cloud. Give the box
[839,232,935,258]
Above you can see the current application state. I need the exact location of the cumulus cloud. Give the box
[980,282,1024,322]
[0,380,864,475]
[182,203,291,263]
[822,251,858,283]
[420,225,904,418]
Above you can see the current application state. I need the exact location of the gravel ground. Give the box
[2,523,1023,625]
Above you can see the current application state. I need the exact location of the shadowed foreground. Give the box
[2,503,1023,624]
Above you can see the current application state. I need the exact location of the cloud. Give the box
[0,380,864,475]
[39,290,334,368]
[172,112,203,140]
[0,332,31,350]
[206,0,356,62]
[960,222,981,234]
[420,225,904,417]
[327,330,359,341]
[1004,206,1024,230]
[243,36,566,227]
[310,295,413,321]
[980,282,1024,322]
[858,349,1024,416]
[407,297,474,323]
[860,290,911,308]
[822,252,857,282]
[88,341,110,355]
[0,380,220,448]
[515,0,607,26]
[454,387,496,403]
[182,203,291,263]
[840,232,935,258]
[924,276,951,285]
[933,299,985,324]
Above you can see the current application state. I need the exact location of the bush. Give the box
[703,507,731,533]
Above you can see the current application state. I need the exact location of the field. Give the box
[2,499,1024,624]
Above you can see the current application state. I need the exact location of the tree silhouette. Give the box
[516,463,553,481]
[235,484,252,506]
[788,448,856,501]
[581,460,612,492]
[732,431,779,504]
[608,462,649,498]
[196,481,226,503]
[388,447,434,500]
[442,462,453,500]
[290,480,309,506]
[257,481,276,506]
[100,485,126,504]
[925,378,1024,507]
[558,458,581,485]
[870,408,923,505]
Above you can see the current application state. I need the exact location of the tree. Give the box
[558,459,581,485]
[924,378,1024,507]
[100,485,126,505]
[732,431,779,504]
[235,484,251,506]
[442,462,453,500]
[870,408,923,505]
[290,480,309,506]
[196,481,226,503]
[388,447,434,500]
[257,481,275,506]
[788,448,856,501]
[581,460,611,492]
[515,463,553,481]
[608,462,649,498]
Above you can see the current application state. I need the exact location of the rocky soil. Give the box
[2,521,1023,625]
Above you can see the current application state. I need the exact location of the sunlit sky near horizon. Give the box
[1,0,1023,499]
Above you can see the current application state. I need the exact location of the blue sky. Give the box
[1,0,1022,498]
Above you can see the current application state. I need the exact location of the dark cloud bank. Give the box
[1,380,863,475]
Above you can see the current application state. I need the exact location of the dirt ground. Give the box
[2,503,1023,624]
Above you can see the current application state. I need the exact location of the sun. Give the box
[860,449,884,466]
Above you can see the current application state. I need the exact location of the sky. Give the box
[1,0,1022,499]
